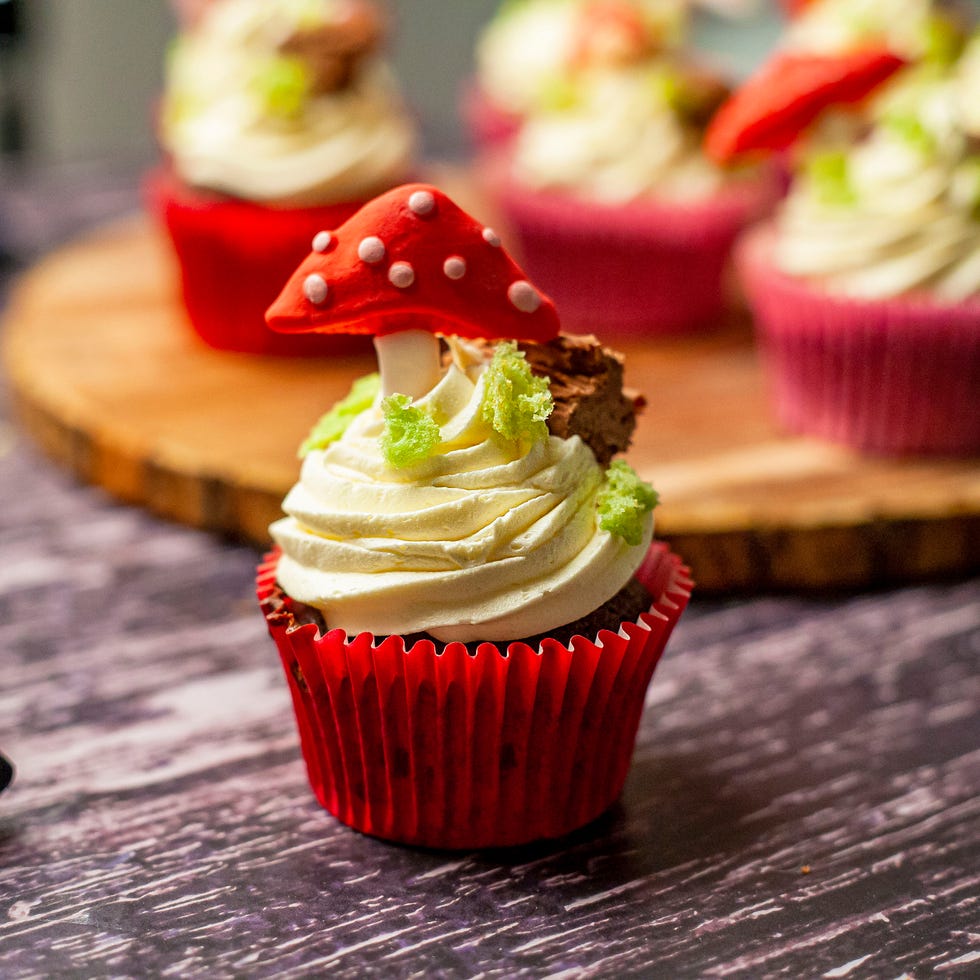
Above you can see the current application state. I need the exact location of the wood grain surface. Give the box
[1,395,978,978]
[3,216,978,593]
[3,219,980,975]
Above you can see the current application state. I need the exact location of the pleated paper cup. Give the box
[738,224,980,456]
[144,167,373,357]
[257,543,692,849]
[481,154,776,337]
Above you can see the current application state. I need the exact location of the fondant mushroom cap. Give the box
[265,183,560,342]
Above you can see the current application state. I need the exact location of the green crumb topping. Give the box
[380,393,441,468]
[299,373,379,458]
[881,111,935,155]
[957,158,980,221]
[481,341,554,444]
[597,460,658,546]
[538,74,581,112]
[923,14,965,66]
[805,150,857,207]
[252,55,310,120]
[648,67,682,112]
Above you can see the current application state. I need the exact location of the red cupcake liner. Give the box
[459,79,523,149]
[738,225,980,456]
[144,167,374,356]
[257,543,692,849]
[482,154,776,337]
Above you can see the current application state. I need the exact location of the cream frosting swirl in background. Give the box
[511,67,727,203]
[161,0,415,205]
[774,65,980,301]
[475,0,687,117]
[478,0,730,203]
[270,351,654,643]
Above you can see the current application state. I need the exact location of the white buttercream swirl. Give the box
[270,356,653,643]
[774,70,980,301]
[161,0,415,205]
[509,66,727,203]
[476,1,581,115]
[475,0,687,116]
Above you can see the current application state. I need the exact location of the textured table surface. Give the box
[1,177,979,979]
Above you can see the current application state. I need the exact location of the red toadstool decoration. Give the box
[705,48,906,164]
[266,183,560,398]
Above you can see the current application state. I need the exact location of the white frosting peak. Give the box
[271,354,653,643]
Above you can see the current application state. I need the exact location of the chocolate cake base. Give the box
[265,576,653,653]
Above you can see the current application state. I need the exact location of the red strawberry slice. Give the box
[705,48,906,163]
[266,183,560,343]
[778,0,817,15]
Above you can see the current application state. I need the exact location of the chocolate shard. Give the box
[519,334,643,467]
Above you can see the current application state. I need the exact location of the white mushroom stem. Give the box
[374,329,443,400]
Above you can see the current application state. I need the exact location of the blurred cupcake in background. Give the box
[147,0,418,355]
[475,0,776,337]
[710,1,980,455]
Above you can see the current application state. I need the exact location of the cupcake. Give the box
[473,0,776,337]
[709,2,980,455]
[256,183,692,848]
[146,0,417,355]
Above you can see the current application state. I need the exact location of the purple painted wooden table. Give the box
[1,172,978,978]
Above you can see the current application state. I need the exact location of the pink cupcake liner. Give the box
[144,167,374,357]
[483,154,776,337]
[257,543,692,849]
[459,79,523,149]
[738,224,980,456]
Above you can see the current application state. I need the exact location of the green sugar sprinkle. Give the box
[481,341,553,445]
[597,460,658,546]
[380,394,441,468]
[299,373,380,458]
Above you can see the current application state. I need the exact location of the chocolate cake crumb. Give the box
[519,334,643,467]
[265,577,653,654]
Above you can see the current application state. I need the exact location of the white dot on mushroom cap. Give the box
[357,236,386,264]
[408,190,436,216]
[508,280,541,313]
[312,230,332,253]
[303,273,329,305]
[443,256,466,280]
[388,262,415,288]
[482,227,501,247]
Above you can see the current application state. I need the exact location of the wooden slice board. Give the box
[3,214,978,591]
